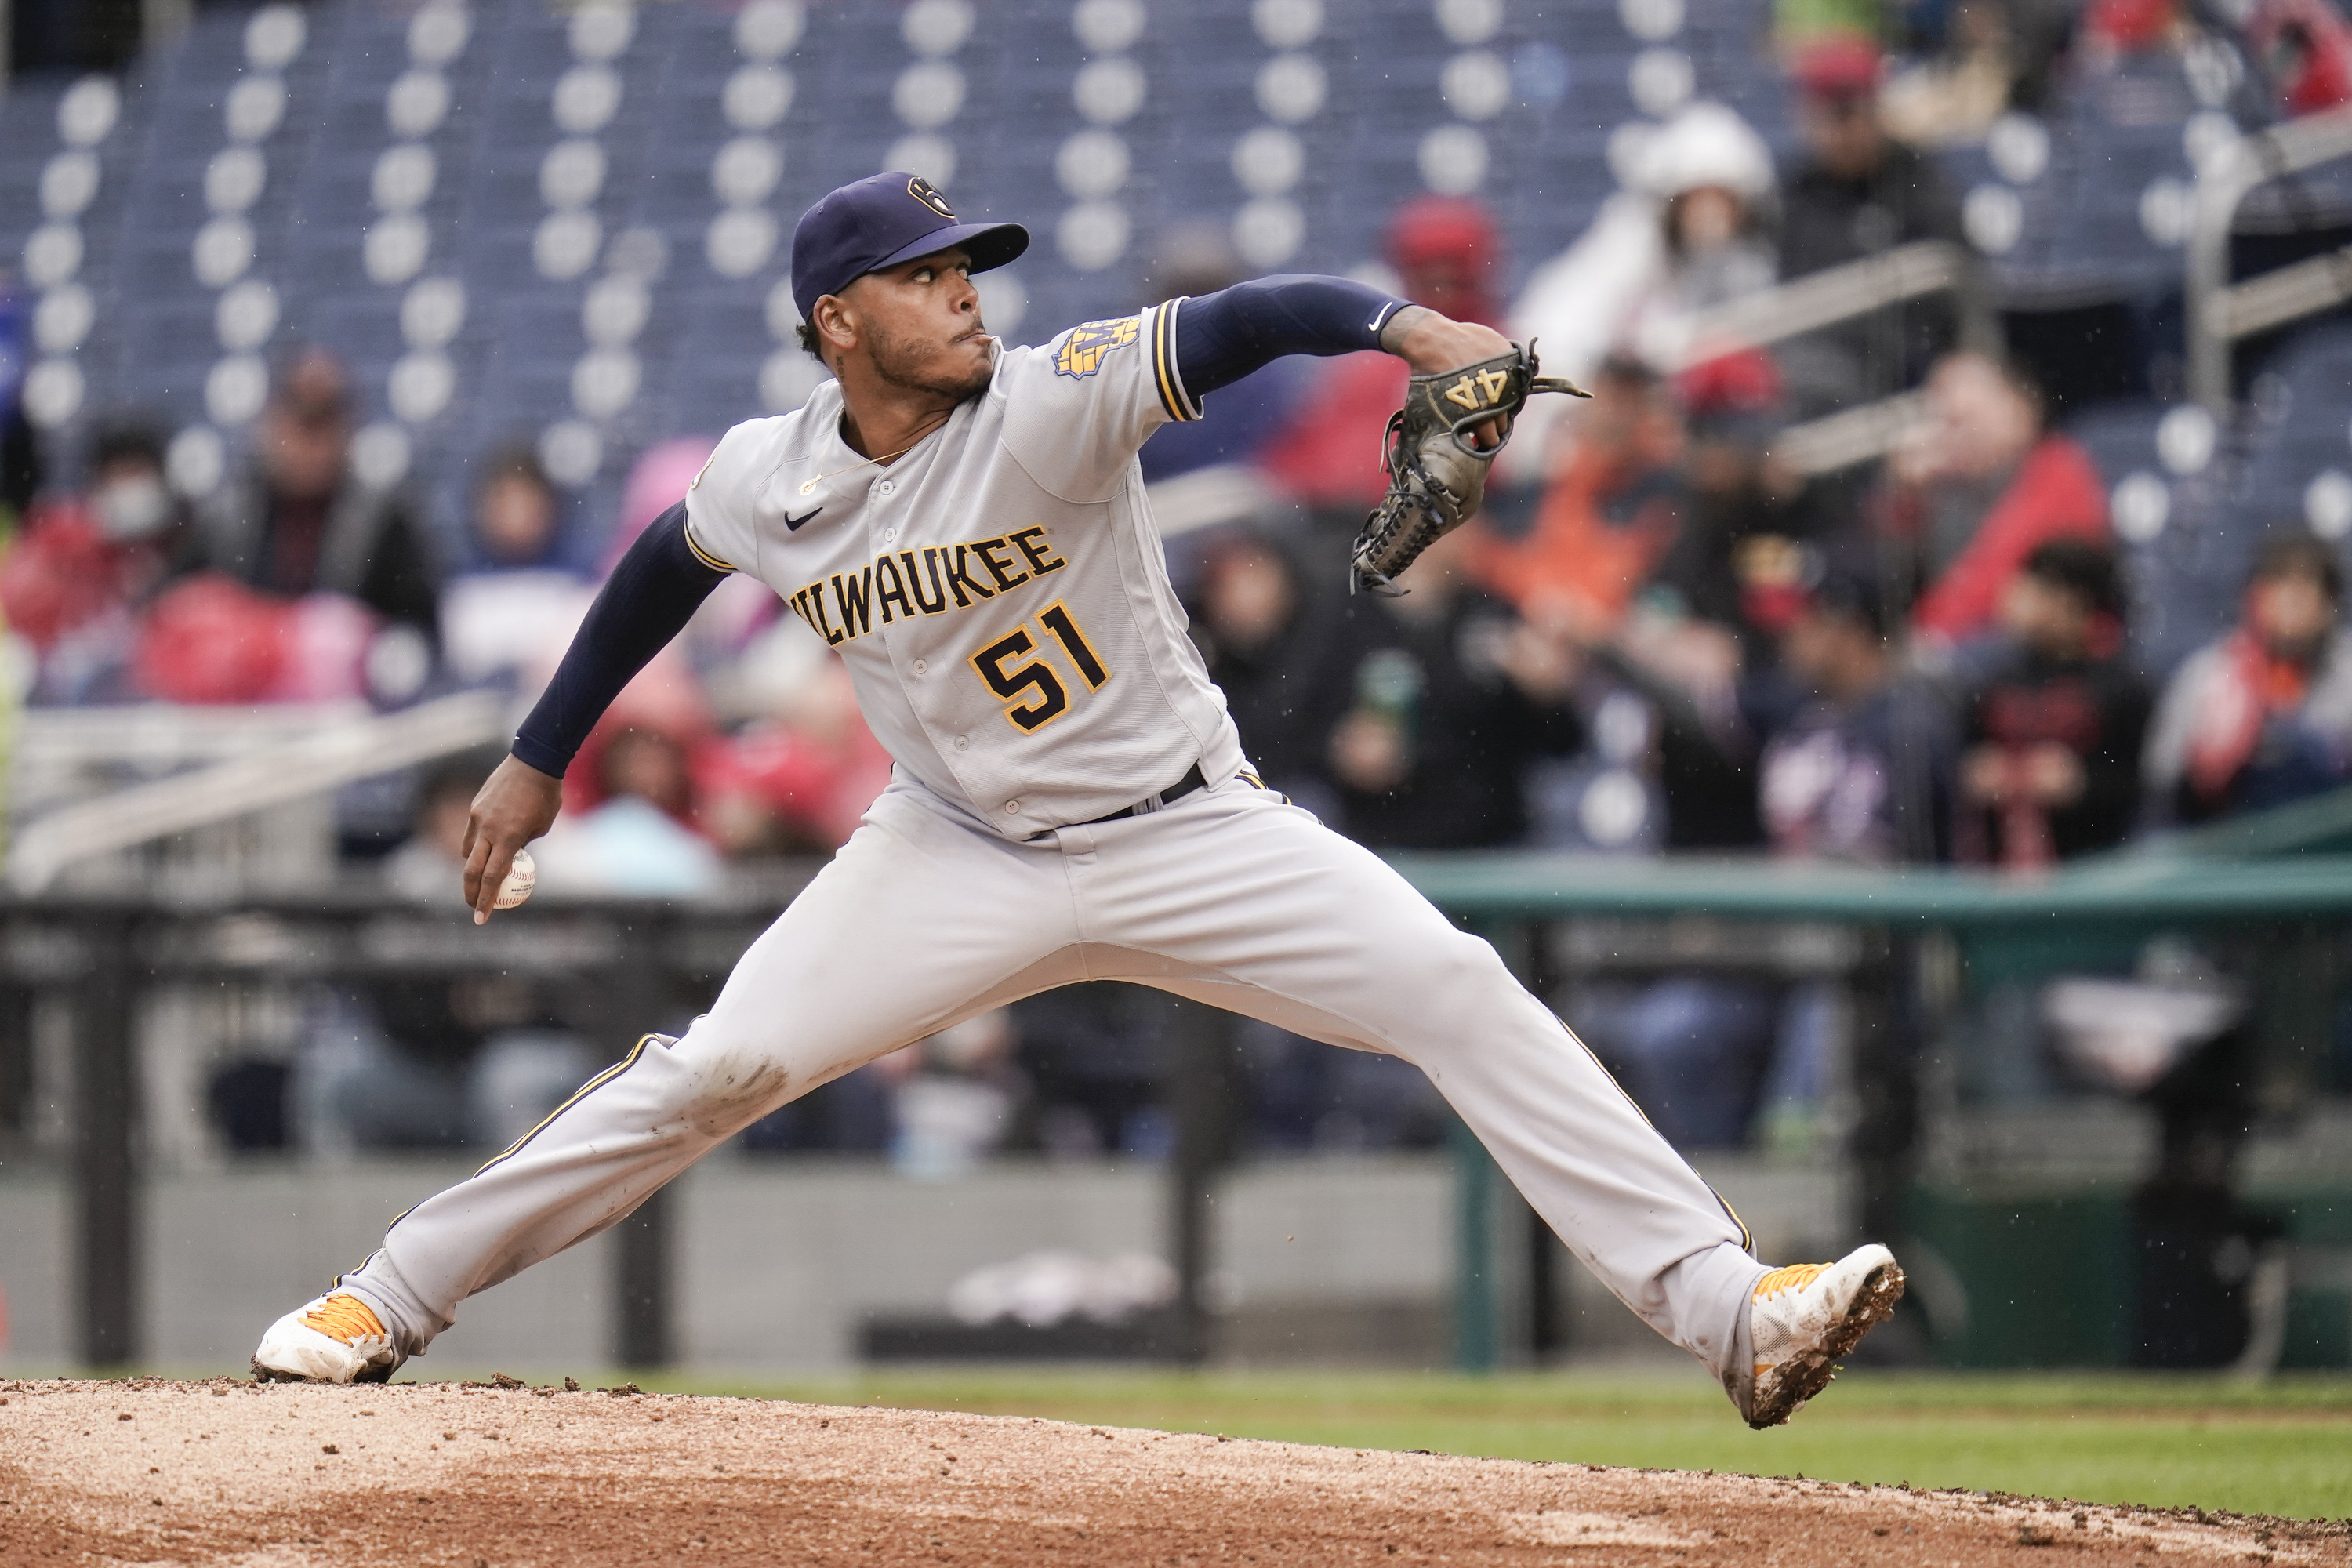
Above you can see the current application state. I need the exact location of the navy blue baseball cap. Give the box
[789,172,1029,325]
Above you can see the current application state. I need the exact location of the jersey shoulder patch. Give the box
[1054,315,1142,379]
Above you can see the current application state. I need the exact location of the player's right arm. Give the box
[462,499,729,922]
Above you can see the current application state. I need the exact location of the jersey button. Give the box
[953,736,970,751]
[884,528,898,543]
[1004,800,1021,815]
[910,658,927,674]
[876,479,896,496]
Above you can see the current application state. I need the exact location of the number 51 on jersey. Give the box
[970,602,1112,731]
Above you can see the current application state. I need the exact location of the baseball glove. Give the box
[1348,341,1588,596]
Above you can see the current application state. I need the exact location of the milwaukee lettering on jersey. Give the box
[786,525,1069,647]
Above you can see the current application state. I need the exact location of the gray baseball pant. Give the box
[335,776,1766,1392]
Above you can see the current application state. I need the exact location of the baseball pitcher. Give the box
[255,172,1902,1428]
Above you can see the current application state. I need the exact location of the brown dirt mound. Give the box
[1,1377,2340,1566]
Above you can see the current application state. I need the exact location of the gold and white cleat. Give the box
[252,1293,400,1384]
[1743,1243,1905,1428]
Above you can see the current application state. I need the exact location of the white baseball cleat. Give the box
[252,1293,401,1384]
[1742,1243,1905,1428]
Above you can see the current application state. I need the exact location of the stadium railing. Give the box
[2187,103,2352,408]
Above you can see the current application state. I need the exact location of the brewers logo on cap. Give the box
[907,176,955,219]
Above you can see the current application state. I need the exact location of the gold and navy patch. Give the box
[908,176,955,218]
[1054,315,1142,379]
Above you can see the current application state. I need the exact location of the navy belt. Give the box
[1075,761,1207,827]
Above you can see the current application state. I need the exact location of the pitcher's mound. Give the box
[1,1378,2335,1565]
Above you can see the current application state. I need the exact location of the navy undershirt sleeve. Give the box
[1171,275,1410,400]
[510,500,728,779]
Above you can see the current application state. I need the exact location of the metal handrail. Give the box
[1673,239,1980,368]
[1661,239,1987,475]
[1771,390,1930,475]
[2187,104,2352,408]
[5,688,510,892]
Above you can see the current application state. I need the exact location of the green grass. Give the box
[623,1367,2352,1521]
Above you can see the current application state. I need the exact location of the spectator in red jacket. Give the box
[1879,351,2109,646]
[0,421,190,702]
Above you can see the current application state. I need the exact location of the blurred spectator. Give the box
[185,348,440,642]
[1258,196,1504,516]
[1190,527,1367,816]
[1882,0,2021,143]
[1326,527,1586,848]
[1468,357,1685,632]
[878,1010,1025,1178]
[737,1065,894,1155]
[2249,0,2352,114]
[132,572,382,705]
[535,722,724,895]
[2145,535,2352,824]
[1778,0,1886,50]
[698,646,895,855]
[1470,357,1796,850]
[1568,976,1784,1149]
[1514,102,1778,406]
[471,445,568,570]
[0,285,37,523]
[380,746,503,902]
[1138,224,1305,484]
[2078,0,2189,53]
[1012,985,1171,1158]
[1957,539,2149,866]
[602,437,716,572]
[1647,353,1817,649]
[1880,351,2107,645]
[439,445,597,689]
[1575,574,1960,1152]
[296,748,593,1152]
[1240,1010,1452,1152]
[0,420,190,702]
[1777,35,1969,408]
[1762,571,1958,861]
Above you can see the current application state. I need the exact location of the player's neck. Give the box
[833,383,960,466]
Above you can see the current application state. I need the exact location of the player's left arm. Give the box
[1003,277,1512,503]
[1191,280,1591,592]
[1171,275,1512,439]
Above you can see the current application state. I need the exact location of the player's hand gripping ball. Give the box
[494,848,537,911]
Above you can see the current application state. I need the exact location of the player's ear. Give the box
[813,294,856,358]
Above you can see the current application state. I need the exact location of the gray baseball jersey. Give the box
[682,303,1246,836]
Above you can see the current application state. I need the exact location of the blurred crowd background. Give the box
[4,0,2352,1217]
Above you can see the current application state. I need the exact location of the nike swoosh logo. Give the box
[784,507,823,531]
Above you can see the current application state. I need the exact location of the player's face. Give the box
[849,248,993,401]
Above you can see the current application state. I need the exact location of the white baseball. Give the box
[493,848,537,910]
